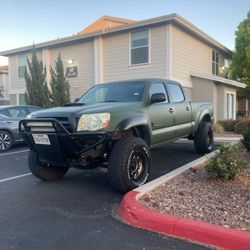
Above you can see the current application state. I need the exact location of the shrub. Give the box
[234,117,250,134]
[218,120,237,132]
[205,143,248,180]
[212,123,224,134]
[243,128,250,151]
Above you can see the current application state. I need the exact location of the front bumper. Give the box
[19,119,108,166]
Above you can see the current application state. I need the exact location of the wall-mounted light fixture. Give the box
[68,59,74,65]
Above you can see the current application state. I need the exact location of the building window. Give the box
[18,54,27,78]
[130,30,149,65]
[226,92,236,120]
[212,50,219,76]
[19,94,26,105]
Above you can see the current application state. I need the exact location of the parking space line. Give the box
[0,149,29,157]
[0,173,32,183]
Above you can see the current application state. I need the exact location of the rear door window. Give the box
[168,83,185,103]
[8,107,28,118]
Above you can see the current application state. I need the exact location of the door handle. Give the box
[169,108,174,113]
[186,106,190,111]
[6,121,12,124]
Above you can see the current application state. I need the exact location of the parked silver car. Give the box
[0,105,41,152]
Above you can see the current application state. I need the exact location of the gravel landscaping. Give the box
[140,157,250,232]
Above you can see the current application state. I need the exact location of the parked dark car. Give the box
[0,105,41,152]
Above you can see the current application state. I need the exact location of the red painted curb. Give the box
[119,191,250,250]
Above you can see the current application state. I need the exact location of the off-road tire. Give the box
[28,150,69,180]
[194,121,213,154]
[108,137,150,192]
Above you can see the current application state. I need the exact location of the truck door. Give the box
[147,82,175,144]
[167,82,192,137]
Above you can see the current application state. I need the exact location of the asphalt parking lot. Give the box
[0,141,212,250]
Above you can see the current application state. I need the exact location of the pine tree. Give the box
[50,54,70,106]
[25,46,51,108]
[0,85,4,97]
[230,11,250,97]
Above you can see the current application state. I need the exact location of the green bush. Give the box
[218,120,238,132]
[243,128,250,151]
[205,144,248,180]
[234,117,250,134]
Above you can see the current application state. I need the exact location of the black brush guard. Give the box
[19,119,107,167]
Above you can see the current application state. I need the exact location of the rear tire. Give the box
[28,150,69,180]
[194,121,214,154]
[108,137,150,192]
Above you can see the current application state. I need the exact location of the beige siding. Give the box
[171,25,212,88]
[9,55,26,91]
[103,25,168,82]
[49,42,95,101]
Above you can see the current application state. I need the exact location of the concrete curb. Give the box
[119,151,250,250]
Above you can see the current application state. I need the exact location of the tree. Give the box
[25,45,51,108]
[230,11,250,97]
[50,54,70,106]
[0,85,4,97]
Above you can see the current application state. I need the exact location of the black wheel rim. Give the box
[128,150,148,184]
[0,132,11,151]
[207,129,213,150]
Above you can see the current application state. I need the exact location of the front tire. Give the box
[108,137,151,192]
[28,150,69,180]
[194,121,214,154]
[0,130,13,152]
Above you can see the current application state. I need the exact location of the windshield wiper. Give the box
[63,103,85,107]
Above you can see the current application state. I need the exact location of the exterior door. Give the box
[147,82,175,144]
[167,82,193,137]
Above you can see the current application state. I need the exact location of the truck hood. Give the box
[31,102,144,118]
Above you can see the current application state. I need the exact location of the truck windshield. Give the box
[78,81,146,105]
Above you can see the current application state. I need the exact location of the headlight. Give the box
[26,114,32,119]
[77,113,110,131]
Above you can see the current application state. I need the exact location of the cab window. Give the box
[149,83,168,102]
[168,83,185,103]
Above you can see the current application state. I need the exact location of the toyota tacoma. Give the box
[19,79,214,192]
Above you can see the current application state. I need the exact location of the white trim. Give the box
[94,37,104,84]
[225,91,236,120]
[190,72,246,88]
[10,89,25,95]
[129,28,151,67]
[166,24,172,79]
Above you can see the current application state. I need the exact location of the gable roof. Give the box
[77,15,135,35]
[0,13,232,57]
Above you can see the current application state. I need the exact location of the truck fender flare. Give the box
[194,109,212,132]
[115,115,151,145]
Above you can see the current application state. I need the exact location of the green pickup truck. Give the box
[19,78,214,192]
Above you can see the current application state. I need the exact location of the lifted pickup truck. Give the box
[19,79,214,192]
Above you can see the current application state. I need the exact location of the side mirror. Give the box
[151,93,166,104]
[74,97,80,103]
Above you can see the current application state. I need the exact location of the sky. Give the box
[0,0,249,66]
